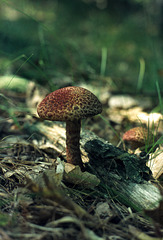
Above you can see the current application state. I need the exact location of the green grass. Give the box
[0,0,163,94]
[137,57,145,92]
[156,80,163,114]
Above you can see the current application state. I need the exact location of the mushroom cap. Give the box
[123,127,153,150]
[37,86,102,121]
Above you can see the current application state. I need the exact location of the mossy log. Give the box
[33,121,162,211]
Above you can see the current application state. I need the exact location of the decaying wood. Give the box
[34,121,162,211]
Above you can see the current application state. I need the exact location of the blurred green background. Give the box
[0,0,163,94]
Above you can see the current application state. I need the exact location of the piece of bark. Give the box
[33,121,162,211]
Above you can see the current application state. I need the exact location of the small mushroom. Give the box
[37,86,102,170]
[123,127,153,151]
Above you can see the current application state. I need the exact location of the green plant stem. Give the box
[137,58,145,92]
[156,80,163,114]
[100,47,107,76]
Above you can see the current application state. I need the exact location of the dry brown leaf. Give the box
[120,108,162,127]
[64,163,100,188]
[34,160,64,188]
[147,150,163,179]
[109,95,138,109]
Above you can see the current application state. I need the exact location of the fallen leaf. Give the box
[147,150,163,179]
[64,163,100,188]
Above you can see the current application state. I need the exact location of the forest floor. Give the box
[0,79,163,240]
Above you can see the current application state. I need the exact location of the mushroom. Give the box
[122,127,153,151]
[37,86,102,170]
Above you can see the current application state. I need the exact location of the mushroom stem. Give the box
[66,120,83,169]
